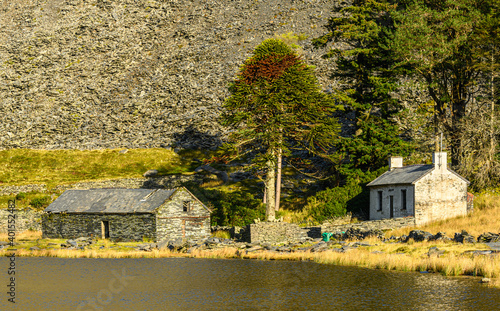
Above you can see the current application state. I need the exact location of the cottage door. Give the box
[389,196,394,218]
[182,220,186,238]
[101,221,110,239]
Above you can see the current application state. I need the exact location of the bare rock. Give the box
[143,170,159,178]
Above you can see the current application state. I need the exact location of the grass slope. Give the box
[0,148,207,188]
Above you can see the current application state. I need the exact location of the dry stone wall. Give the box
[321,217,416,235]
[0,0,339,150]
[0,209,42,233]
[245,222,308,244]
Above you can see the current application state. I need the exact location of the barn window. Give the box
[377,191,383,211]
[401,190,407,210]
[183,201,191,212]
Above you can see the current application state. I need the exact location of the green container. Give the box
[322,232,334,242]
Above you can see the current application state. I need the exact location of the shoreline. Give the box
[2,237,499,288]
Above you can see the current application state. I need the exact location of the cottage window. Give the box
[183,201,191,212]
[401,190,407,210]
[377,191,383,211]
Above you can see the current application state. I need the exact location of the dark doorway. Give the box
[389,196,394,218]
[102,221,110,239]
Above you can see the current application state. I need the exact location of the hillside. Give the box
[0,0,336,150]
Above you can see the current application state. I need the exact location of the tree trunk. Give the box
[489,48,497,167]
[265,159,276,221]
[275,149,282,212]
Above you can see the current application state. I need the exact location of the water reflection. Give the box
[0,257,498,310]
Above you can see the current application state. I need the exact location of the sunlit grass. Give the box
[0,148,206,188]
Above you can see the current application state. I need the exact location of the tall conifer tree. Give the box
[314,0,413,177]
[222,39,340,221]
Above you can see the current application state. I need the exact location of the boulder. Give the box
[427,247,445,258]
[66,239,78,247]
[477,232,500,243]
[454,230,475,243]
[194,164,228,183]
[143,169,159,178]
[405,230,433,242]
[429,232,450,242]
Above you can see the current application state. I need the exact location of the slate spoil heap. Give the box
[0,0,335,150]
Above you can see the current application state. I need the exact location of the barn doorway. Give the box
[101,221,110,239]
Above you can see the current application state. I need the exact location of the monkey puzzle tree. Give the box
[222,38,340,221]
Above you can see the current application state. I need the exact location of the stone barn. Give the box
[367,152,469,225]
[42,187,211,242]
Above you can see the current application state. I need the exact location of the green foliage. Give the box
[304,166,388,223]
[222,38,341,219]
[223,38,340,161]
[29,195,51,210]
[15,192,27,200]
[390,0,499,167]
[196,188,266,226]
[274,32,309,53]
[305,179,360,223]
[314,0,413,178]
[211,230,231,239]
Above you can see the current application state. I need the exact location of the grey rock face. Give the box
[0,0,335,150]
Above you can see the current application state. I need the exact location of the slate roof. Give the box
[367,164,470,187]
[45,188,180,214]
[367,165,434,187]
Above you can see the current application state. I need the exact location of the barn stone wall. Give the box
[42,213,156,241]
[156,188,211,241]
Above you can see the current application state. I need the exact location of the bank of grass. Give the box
[0,148,207,188]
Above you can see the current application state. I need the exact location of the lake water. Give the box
[0,257,499,310]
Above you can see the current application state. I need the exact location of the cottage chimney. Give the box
[432,152,447,171]
[388,156,403,171]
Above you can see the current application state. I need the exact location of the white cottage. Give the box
[367,152,469,225]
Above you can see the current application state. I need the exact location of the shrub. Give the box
[210,191,266,227]
[303,167,388,223]
[304,179,361,223]
[193,187,266,227]
[29,196,51,210]
[15,192,27,200]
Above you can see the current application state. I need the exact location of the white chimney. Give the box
[432,152,447,171]
[389,156,403,171]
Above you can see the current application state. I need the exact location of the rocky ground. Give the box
[6,228,496,257]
